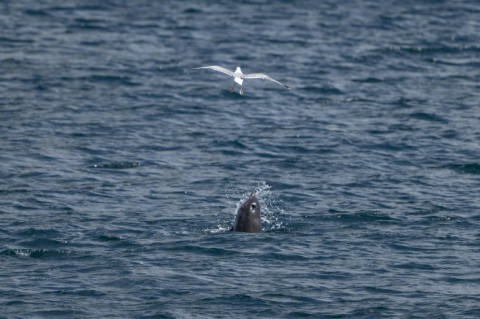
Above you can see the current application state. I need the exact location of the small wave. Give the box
[352,77,383,83]
[183,7,202,14]
[87,74,138,86]
[380,44,480,55]
[203,224,232,234]
[447,163,480,175]
[409,112,448,123]
[303,86,343,95]
[164,244,236,257]
[16,227,62,237]
[394,261,438,271]
[23,9,51,17]
[0,36,33,44]
[0,188,29,195]
[97,234,123,241]
[330,210,397,223]
[88,162,141,169]
[1,248,72,259]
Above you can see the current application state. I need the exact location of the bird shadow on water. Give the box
[220,88,259,100]
[190,85,275,100]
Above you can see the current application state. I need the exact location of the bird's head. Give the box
[235,66,242,73]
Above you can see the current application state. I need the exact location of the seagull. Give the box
[192,65,290,95]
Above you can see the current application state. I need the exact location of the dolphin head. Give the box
[232,193,261,232]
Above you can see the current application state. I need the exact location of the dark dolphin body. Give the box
[232,193,261,233]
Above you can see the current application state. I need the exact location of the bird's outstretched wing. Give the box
[192,66,235,77]
[242,73,290,89]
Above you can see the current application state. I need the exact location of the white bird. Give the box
[192,65,290,95]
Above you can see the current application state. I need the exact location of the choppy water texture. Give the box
[1,1,480,318]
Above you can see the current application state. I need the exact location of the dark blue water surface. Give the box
[1,1,480,318]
